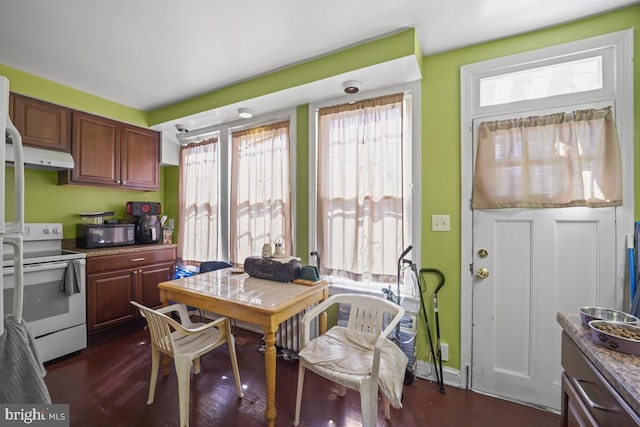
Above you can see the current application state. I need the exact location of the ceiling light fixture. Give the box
[342,80,362,94]
[238,108,254,118]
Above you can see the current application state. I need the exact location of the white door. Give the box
[462,30,633,413]
[470,110,618,410]
[472,206,616,410]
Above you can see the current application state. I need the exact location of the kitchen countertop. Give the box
[557,312,640,414]
[62,239,177,258]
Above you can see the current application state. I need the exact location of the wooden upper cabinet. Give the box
[67,111,120,186]
[11,92,161,190]
[10,93,71,152]
[120,125,159,190]
[59,111,160,190]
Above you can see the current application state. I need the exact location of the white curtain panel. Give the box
[230,121,292,263]
[178,139,219,263]
[473,107,622,209]
[317,94,404,283]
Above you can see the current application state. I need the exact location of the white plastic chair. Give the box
[130,301,243,427]
[294,293,406,427]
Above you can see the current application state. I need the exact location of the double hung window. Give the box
[230,120,292,262]
[178,116,293,265]
[312,89,417,291]
[178,138,219,263]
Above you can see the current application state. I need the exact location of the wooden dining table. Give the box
[157,268,330,427]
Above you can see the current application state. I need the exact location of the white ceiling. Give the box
[0,0,636,129]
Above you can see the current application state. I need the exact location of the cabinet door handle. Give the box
[116,180,121,184]
[572,377,608,411]
[130,257,146,262]
[122,181,127,184]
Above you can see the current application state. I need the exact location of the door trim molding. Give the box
[459,29,635,390]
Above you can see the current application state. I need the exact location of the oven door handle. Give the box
[4,260,81,275]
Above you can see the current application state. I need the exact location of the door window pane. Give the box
[480,56,602,107]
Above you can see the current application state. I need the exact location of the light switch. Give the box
[432,214,450,232]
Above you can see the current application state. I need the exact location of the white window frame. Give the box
[308,81,422,296]
[177,108,297,262]
[476,50,613,110]
[459,29,634,388]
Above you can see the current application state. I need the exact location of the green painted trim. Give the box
[148,29,418,125]
[0,64,148,126]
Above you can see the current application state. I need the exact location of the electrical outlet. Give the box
[440,343,449,361]
[432,214,450,232]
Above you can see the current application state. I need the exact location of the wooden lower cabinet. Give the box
[137,262,174,308]
[88,269,137,332]
[87,247,176,333]
[561,332,640,427]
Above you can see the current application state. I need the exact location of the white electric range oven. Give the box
[3,223,87,363]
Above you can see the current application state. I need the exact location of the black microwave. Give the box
[76,223,136,248]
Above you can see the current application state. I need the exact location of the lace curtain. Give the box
[317,93,404,283]
[178,138,219,263]
[472,107,622,209]
[230,121,292,263]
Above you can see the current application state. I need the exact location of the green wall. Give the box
[163,166,180,243]
[2,5,638,371]
[294,104,310,262]
[5,168,164,239]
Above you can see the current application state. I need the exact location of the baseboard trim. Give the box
[415,359,463,389]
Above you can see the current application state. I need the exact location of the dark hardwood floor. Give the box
[44,320,560,426]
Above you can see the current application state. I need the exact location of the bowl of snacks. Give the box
[589,320,640,355]
[579,307,639,327]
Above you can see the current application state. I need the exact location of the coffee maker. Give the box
[126,202,162,244]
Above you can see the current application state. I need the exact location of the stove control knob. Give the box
[43,228,50,234]
[52,228,60,234]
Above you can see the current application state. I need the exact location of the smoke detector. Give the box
[175,124,189,133]
[342,80,362,94]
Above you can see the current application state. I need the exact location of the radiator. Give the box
[276,307,317,353]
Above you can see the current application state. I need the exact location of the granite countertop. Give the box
[62,239,177,258]
[557,312,640,414]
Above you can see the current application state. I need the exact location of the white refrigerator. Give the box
[0,75,50,404]
[0,74,25,335]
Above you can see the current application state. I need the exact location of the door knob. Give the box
[477,249,488,258]
[476,268,489,279]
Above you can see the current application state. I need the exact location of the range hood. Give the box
[5,142,75,170]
